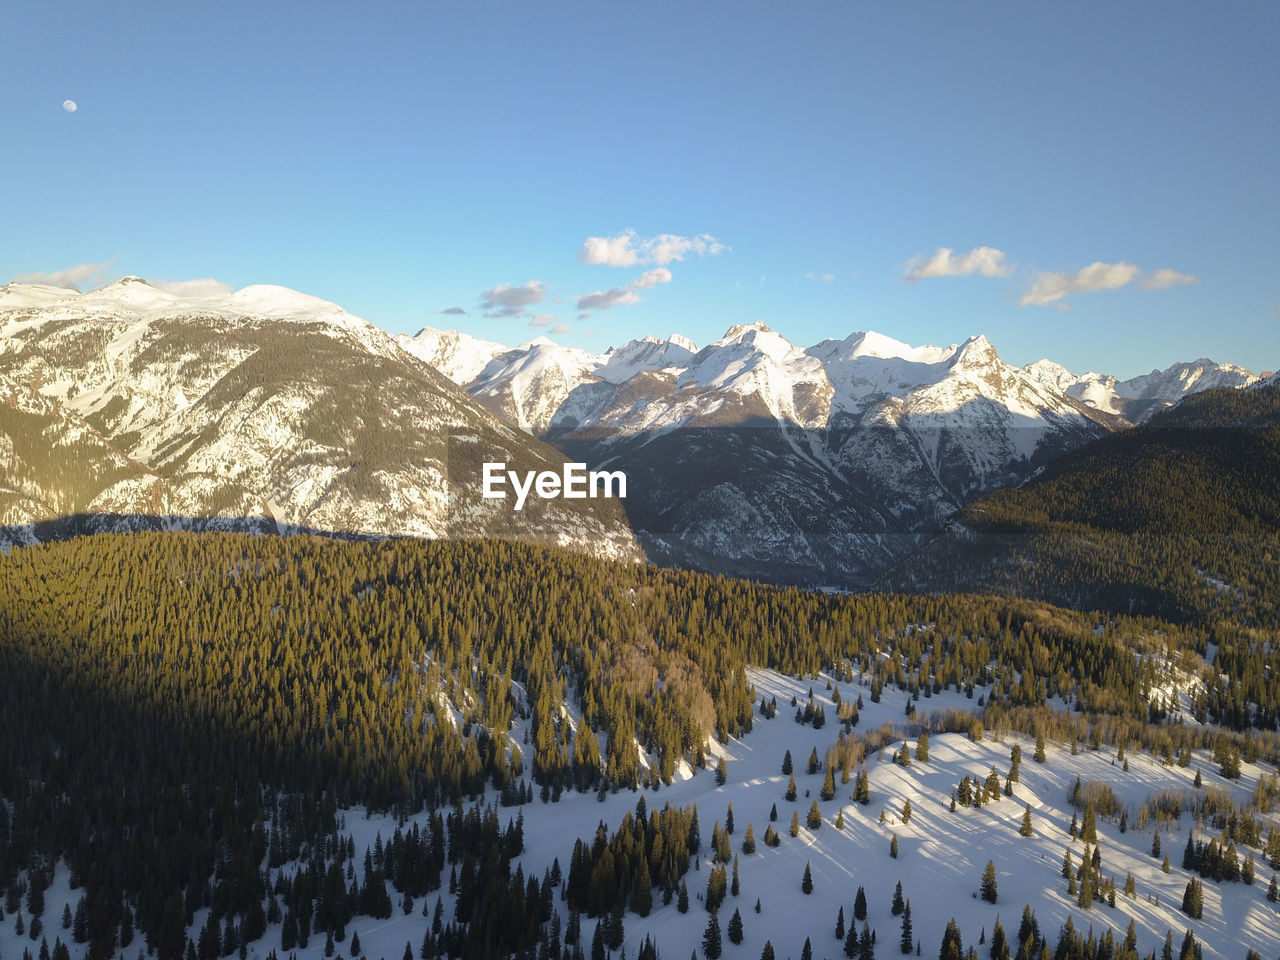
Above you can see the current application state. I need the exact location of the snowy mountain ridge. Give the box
[415,320,1255,587]
[0,279,641,559]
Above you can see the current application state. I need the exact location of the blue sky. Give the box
[3,1,1277,377]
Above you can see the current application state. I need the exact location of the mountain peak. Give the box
[719,321,773,341]
[949,334,999,369]
[667,333,698,352]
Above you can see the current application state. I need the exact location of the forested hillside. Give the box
[884,385,1280,628]
[2,532,1278,959]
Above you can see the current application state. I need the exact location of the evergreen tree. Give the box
[989,917,1009,960]
[890,834,899,859]
[1181,878,1203,919]
[854,886,867,921]
[782,750,793,775]
[844,919,860,960]
[742,823,756,854]
[701,914,722,960]
[898,900,912,955]
[981,861,998,903]
[938,919,963,960]
[891,882,905,916]
[727,909,743,946]
[808,801,822,829]
[801,861,814,894]
[1082,804,1097,844]
[1033,732,1046,763]
[760,942,775,960]
[1019,804,1033,838]
[790,811,800,837]
[916,731,929,762]
[716,756,727,786]
[854,769,871,805]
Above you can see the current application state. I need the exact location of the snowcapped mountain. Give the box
[395,326,508,385]
[1023,356,1258,421]
[432,322,1152,586]
[0,279,641,559]
[468,338,606,435]
[6,273,1258,587]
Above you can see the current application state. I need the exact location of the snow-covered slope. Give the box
[0,280,641,560]
[395,326,508,385]
[6,665,1263,960]
[468,338,607,434]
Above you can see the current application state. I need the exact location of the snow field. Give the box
[1,669,1275,960]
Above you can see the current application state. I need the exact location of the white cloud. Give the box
[631,267,672,290]
[528,313,558,328]
[575,266,678,315]
[577,288,641,312]
[12,260,113,290]
[579,234,641,268]
[648,233,728,265]
[480,280,546,317]
[1019,261,1140,307]
[905,246,1010,282]
[805,272,835,283]
[579,229,728,267]
[1139,268,1199,291]
[439,306,467,316]
[552,324,570,335]
[152,278,232,298]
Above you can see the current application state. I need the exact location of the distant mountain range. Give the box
[0,276,1263,588]
[401,321,1257,586]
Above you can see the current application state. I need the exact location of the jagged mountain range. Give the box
[0,276,1261,586]
[0,278,641,559]
[401,321,1257,586]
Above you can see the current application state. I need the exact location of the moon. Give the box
[62,99,77,113]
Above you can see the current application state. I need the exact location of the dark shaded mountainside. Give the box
[882,382,1280,626]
